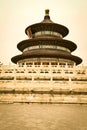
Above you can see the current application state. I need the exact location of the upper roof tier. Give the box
[25,9,69,37]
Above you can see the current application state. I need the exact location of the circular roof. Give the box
[25,10,69,37]
[11,49,82,65]
[17,38,77,52]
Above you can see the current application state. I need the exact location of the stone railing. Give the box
[0,64,87,81]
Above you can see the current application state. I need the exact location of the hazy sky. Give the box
[0,0,87,65]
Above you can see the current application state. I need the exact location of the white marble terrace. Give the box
[0,61,87,82]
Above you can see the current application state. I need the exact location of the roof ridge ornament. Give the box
[45,9,49,16]
[44,9,50,20]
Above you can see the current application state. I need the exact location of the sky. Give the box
[0,0,87,65]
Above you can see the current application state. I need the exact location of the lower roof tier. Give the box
[11,49,82,65]
[17,38,77,52]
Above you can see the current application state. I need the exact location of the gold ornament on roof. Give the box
[45,9,49,16]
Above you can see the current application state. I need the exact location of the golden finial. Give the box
[45,9,49,16]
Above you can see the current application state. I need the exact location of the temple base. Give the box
[0,80,87,104]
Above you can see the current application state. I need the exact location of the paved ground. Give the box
[0,104,87,130]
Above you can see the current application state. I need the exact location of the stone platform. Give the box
[0,80,87,104]
[0,64,87,104]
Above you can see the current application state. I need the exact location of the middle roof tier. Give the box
[17,38,77,52]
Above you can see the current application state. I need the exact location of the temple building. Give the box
[11,9,82,67]
[0,10,87,104]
